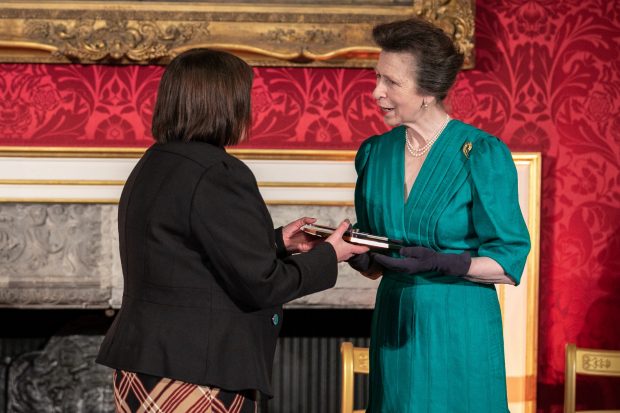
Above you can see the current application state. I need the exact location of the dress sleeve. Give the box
[470,136,531,285]
[190,160,338,309]
[353,138,373,233]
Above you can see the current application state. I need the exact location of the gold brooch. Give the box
[462,142,473,159]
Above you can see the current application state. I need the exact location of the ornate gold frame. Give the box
[0,1,474,67]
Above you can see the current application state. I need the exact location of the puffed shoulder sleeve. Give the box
[353,138,373,233]
[470,136,531,285]
[190,160,338,309]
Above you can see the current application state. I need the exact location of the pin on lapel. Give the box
[462,142,473,159]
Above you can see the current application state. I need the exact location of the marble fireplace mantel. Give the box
[0,202,379,309]
[0,151,380,309]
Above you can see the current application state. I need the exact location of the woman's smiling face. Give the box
[372,51,429,127]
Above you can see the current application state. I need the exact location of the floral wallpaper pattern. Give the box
[1,0,619,410]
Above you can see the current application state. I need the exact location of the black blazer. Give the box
[96,141,338,397]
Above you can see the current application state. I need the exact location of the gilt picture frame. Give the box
[0,0,475,67]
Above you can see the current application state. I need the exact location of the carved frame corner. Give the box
[0,0,475,68]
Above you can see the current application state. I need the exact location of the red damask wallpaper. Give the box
[1,0,619,411]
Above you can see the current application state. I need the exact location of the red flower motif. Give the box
[94,115,136,142]
[0,98,32,138]
[553,231,590,271]
[516,2,551,37]
[252,83,272,115]
[309,79,338,111]
[571,167,597,196]
[500,0,564,39]
[584,91,612,123]
[30,84,60,112]
[101,78,131,106]
[510,121,550,151]
[305,118,342,143]
[448,87,477,120]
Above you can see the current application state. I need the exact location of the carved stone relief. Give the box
[7,335,113,413]
[0,204,119,308]
[1,203,377,309]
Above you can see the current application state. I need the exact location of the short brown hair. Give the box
[372,18,464,101]
[152,48,253,146]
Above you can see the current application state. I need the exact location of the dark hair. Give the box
[152,48,253,146]
[372,18,464,101]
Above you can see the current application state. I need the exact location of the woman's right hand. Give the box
[325,220,369,262]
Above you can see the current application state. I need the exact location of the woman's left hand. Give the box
[347,253,383,280]
[282,217,323,253]
[373,246,471,276]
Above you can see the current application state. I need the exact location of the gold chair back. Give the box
[340,342,369,413]
[564,343,620,413]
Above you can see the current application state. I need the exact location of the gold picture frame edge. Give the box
[509,151,541,412]
[0,0,475,68]
[0,146,358,161]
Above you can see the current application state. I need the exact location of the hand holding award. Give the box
[302,223,403,250]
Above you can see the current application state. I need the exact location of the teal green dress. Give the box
[354,120,530,413]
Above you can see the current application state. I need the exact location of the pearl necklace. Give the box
[405,115,451,158]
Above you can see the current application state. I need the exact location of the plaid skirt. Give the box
[113,370,258,413]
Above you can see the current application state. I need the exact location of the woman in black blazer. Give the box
[96,48,367,413]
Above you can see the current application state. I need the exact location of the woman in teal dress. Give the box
[348,18,531,412]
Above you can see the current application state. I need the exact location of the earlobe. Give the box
[421,96,436,109]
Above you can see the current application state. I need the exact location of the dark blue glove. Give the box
[372,246,471,276]
[347,252,383,280]
[347,252,373,273]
